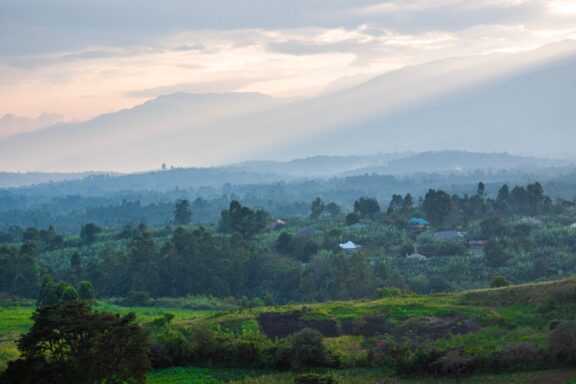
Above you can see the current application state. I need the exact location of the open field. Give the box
[2,277,576,381]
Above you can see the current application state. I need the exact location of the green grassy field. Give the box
[2,277,576,382]
[146,367,576,384]
[0,302,214,371]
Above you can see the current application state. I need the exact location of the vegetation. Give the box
[1,301,150,383]
[1,179,576,382]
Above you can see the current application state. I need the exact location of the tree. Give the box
[422,189,453,226]
[345,212,360,226]
[477,182,486,197]
[276,232,294,254]
[310,197,325,219]
[219,201,270,238]
[36,277,59,307]
[325,202,341,218]
[1,301,150,384]
[490,275,510,288]
[387,194,403,215]
[61,286,79,302]
[354,197,380,219]
[80,223,101,244]
[173,199,192,226]
[78,280,95,303]
[485,239,510,267]
[402,194,414,213]
[481,217,506,239]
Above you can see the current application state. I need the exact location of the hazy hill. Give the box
[0,92,281,172]
[1,41,576,172]
[341,151,570,176]
[0,151,570,191]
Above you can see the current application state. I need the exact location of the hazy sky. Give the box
[1,0,576,124]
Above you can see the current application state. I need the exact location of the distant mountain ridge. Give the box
[1,41,576,171]
[0,151,571,189]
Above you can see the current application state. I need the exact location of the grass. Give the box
[0,302,215,372]
[147,367,221,383]
[2,277,576,381]
[218,368,576,383]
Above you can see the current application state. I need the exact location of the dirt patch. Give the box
[393,315,481,340]
[258,312,339,339]
[340,315,390,337]
[258,312,480,340]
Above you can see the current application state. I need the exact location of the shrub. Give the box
[489,342,542,370]
[434,349,475,376]
[368,338,411,371]
[290,328,334,370]
[490,275,510,288]
[548,320,576,364]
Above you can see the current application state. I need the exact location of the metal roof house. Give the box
[409,217,430,226]
[339,241,362,250]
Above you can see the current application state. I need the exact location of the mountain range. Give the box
[1,40,576,172]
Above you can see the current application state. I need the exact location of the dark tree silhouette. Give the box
[1,301,150,384]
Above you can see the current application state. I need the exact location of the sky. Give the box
[1,0,576,131]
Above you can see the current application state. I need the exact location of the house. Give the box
[339,241,362,250]
[350,223,368,229]
[570,223,576,229]
[267,219,286,230]
[434,231,464,241]
[469,240,487,248]
[409,217,430,226]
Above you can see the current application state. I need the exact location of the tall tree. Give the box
[173,199,192,226]
[422,189,453,226]
[80,223,101,244]
[310,197,325,219]
[354,197,381,219]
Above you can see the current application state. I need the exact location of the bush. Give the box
[434,349,475,376]
[490,275,510,288]
[489,342,542,370]
[294,373,338,384]
[290,328,335,370]
[368,338,410,371]
[548,320,576,364]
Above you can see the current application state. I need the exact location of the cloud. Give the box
[0,0,575,125]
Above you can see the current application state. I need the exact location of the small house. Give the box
[267,219,286,230]
[409,217,430,226]
[339,241,362,250]
[570,223,576,229]
[469,240,486,248]
[434,231,464,241]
